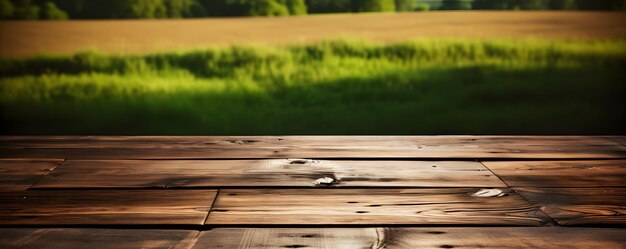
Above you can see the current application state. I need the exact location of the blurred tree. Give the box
[395,0,416,11]
[513,0,548,9]
[201,0,299,16]
[472,0,511,9]
[414,3,430,10]
[351,0,396,12]
[279,0,307,15]
[249,0,290,16]
[40,1,68,19]
[52,0,166,19]
[549,0,576,9]
[126,0,167,18]
[5,0,626,19]
[440,0,472,10]
[164,0,206,18]
[576,0,611,10]
[305,0,352,13]
[0,0,14,18]
[53,0,83,18]
[188,1,207,16]
[165,0,191,18]
[11,0,40,19]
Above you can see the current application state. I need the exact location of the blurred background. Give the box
[0,0,624,134]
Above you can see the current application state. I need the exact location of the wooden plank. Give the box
[483,160,626,187]
[0,228,196,249]
[0,159,63,190]
[1,136,624,159]
[205,188,550,226]
[4,228,623,249]
[606,136,626,146]
[0,190,216,225]
[196,227,626,249]
[515,187,626,226]
[33,159,505,188]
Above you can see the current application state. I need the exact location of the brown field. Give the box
[1,11,625,58]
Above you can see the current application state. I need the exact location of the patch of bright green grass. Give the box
[1,39,625,134]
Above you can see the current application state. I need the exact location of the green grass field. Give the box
[1,39,625,134]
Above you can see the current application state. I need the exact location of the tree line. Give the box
[1,0,624,20]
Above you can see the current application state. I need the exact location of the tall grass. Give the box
[1,39,625,134]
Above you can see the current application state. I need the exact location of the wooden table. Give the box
[0,136,625,248]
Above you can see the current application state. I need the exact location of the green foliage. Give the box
[472,0,511,9]
[249,0,290,16]
[2,39,625,134]
[305,0,352,13]
[279,0,307,15]
[0,0,14,18]
[513,0,548,10]
[395,0,416,11]
[440,0,472,10]
[40,1,68,19]
[4,0,626,19]
[161,0,208,17]
[414,3,430,10]
[127,0,167,18]
[352,0,396,12]
[11,0,40,19]
[201,0,305,16]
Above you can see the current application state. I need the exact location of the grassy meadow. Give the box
[1,39,625,134]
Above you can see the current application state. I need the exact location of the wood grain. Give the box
[205,188,550,226]
[515,187,626,226]
[0,228,196,249]
[1,136,624,159]
[0,159,63,190]
[33,159,505,188]
[0,190,216,225]
[483,160,626,187]
[607,136,626,147]
[197,227,626,249]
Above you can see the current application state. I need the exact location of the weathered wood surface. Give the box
[483,160,626,187]
[0,136,624,247]
[3,228,623,249]
[0,228,197,249]
[607,136,626,146]
[1,136,624,159]
[0,190,217,225]
[515,187,626,226]
[33,159,505,188]
[197,227,626,249]
[0,159,63,190]
[206,188,550,225]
